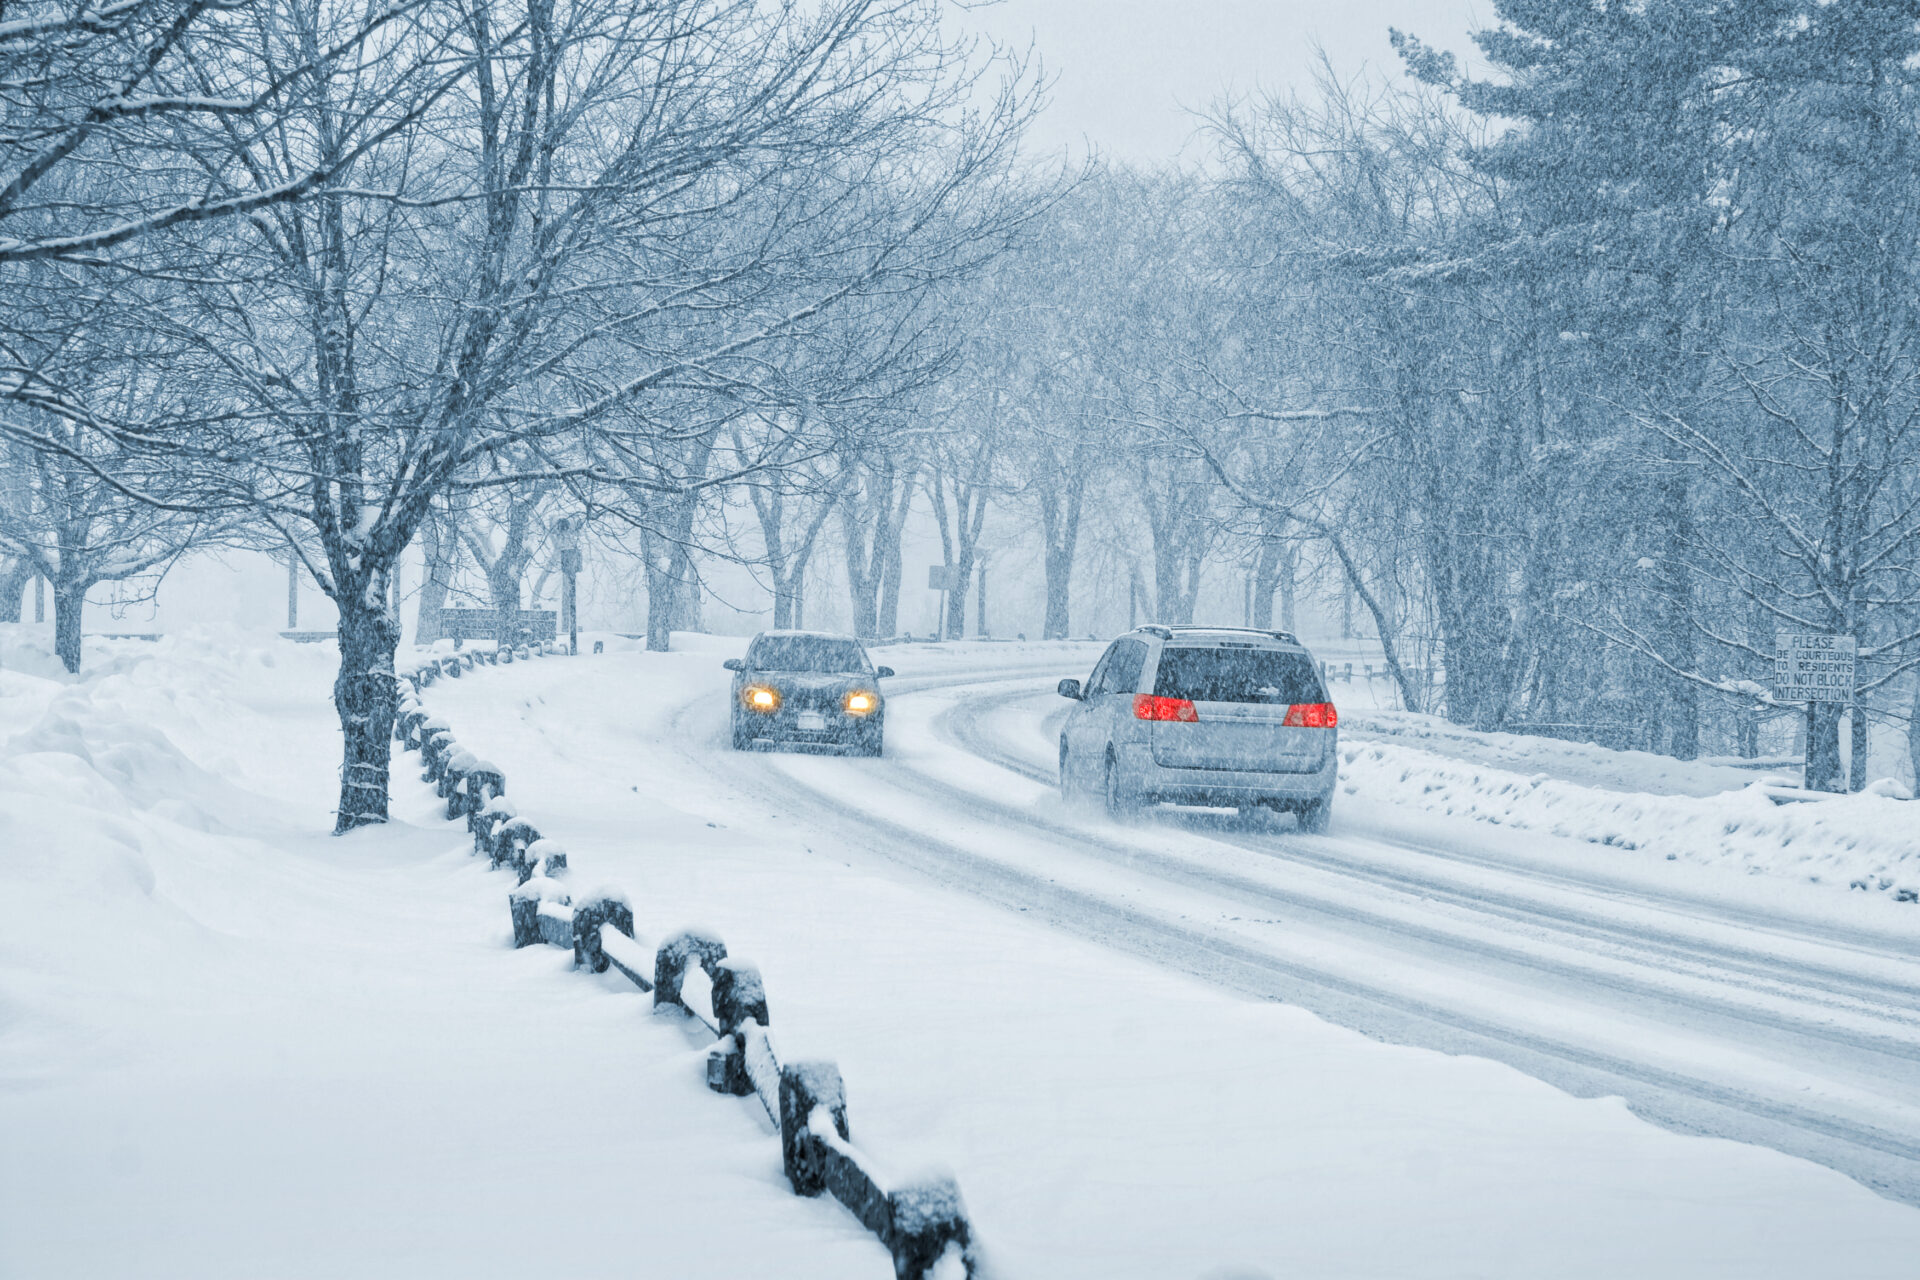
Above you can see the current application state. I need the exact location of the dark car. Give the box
[724,630,894,754]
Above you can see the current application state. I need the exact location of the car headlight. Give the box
[843,690,877,716]
[744,685,780,712]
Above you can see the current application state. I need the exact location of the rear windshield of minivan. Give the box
[1152,647,1323,704]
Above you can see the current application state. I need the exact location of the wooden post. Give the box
[34,573,43,623]
[286,555,298,628]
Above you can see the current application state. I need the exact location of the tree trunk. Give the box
[670,543,703,635]
[841,467,904,640]
[1034,468,1086,641]
[1325,532,1422,714]
[1042,542,1072,639]
[415,515,453,644]
[876,479,912,638]
[0,557,30,623]
[643,548,675,652]
[640,499,701,651]
[53,578,87,673]
[843,522,879,638]
[1654,461,1700,761]
[946,546,975,640]
[488,560,520,650]
[1279,544,1297,633]
[334,590,401,831]
[772,571,800,629]
[1804,701,1844,793]
[1908,674,1920,792]
[1250,539,1284,629]
[1848,701,1868,792]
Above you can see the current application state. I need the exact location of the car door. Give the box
[1063,643,1121,782]
[1097,639,1149,750]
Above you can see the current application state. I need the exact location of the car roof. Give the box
[753,629,862,642]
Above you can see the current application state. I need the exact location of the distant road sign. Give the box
[1774,633,1856,702]
[441,608,557,643]
[927,564,954,591]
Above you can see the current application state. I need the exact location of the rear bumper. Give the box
[1117,740,1336,807]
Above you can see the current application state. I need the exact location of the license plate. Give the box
[796,711,828,732]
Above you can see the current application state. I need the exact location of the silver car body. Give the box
[1059,626,1338,816]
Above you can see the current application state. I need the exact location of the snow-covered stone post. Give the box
[653,931,728,1010]
[509,878,569,948]
[571,891,633,973]
[778,1061,848,1197]
[706,961,769,1097]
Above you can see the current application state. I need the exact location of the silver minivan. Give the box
[1056,626,1339,830]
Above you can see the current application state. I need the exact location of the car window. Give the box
[1084,643,1120,694]
[747,635,870,673]
[1151,647,1324,704]
[1105,640,1148,694]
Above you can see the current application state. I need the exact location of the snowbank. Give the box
[0,626,893,1279]
[1339,711,1920,901]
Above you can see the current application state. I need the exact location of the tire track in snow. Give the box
[939,681,1920,1019]
[672,667,1920,1207]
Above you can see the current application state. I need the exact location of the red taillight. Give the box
[1282,702,1338,728]
[1134,694,1199,722]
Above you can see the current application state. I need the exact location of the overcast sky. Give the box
[953,0,1489,165]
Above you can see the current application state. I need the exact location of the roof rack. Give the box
[1134,624,1300,645]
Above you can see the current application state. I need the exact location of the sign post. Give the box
[1774,633,1857,792]
[927,564,952,639]
[554,518,582,656]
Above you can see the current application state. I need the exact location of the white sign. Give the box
[1774,633,1856,703]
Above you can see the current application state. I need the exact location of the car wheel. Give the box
[1103,751,1137,820]
[731,718,753,751]
[1059,742,1074,802]
[1297,797,1332,834]
[856,724,884,757]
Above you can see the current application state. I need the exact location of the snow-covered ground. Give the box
[421,634,1920,1276]
[5,629,1918,1278]
[1331,703,1917,901]
[0,630,892,1279]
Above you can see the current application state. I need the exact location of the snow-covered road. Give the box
[427,638,1920,1277]
[841,671,1920,1204]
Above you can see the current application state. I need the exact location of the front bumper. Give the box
[1116,740,1336,807]
[737,707,881,745]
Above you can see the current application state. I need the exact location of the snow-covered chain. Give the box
[396,644,979,1280]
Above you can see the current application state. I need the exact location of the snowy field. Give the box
[8,628,1915,1278]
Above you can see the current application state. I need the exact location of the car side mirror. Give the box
[875,665,894,679]
[1057,678,1082,700]
[722,658,744,672]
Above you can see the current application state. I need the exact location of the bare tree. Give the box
[147,0,1032,829]
[0,422,199,670]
